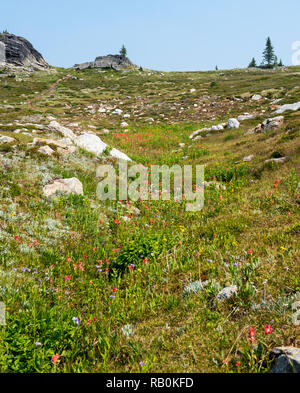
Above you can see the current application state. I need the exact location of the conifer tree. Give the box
[248,57,257,68]
[120,45,127,58]
[263,37,275,67]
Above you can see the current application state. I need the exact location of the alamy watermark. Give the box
[292,41,300,65]
[96,162,204,212]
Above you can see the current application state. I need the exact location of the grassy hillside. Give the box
[0,64,299,372]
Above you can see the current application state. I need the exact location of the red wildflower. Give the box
[248,327,255,342]
[264,325,273,335]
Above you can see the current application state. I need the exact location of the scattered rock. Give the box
[227,118,240,129]
[211,124,224,131]
[57,146,76,155]
[251,94,262,101]
[0,135,16,144]
[243,154,254,162]
[74,133,107,156]
[237,113,256,121]
[264,157,286,164]
[110,148,132,161]
[270,347,300,373]
[190,128,210,139]
[262,116,284,131]
[43,178,83,197]
[33,137,68,149]
[49,121,76,140]
[217,285,238,301]
[112,108,123,115]
[274,102,300,114]
[38,145,54,156]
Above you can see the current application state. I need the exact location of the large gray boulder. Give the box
[74,54,134,71]
[0,33,49,69]
[270,347,300,373]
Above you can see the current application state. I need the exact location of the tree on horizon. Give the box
[120,45,127,58]
[262,37,275,67]
[248,57,257,68]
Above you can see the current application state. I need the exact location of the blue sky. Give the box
[1,0,299,71]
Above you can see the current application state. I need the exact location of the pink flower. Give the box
[64,275,71,281]
[264,325,273,334]
[219,195,223,201]
[51,354,60,364]
[247,248,253,254]
[236,361,241,367]
[248,327,255,342]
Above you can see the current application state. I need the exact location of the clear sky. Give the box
[1,0,299,71]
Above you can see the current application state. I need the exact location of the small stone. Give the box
[217,285,238,301]
[243,154,254,162]
[227,118,240,129]
[264,157,286,164]
[251,94,262,101]
[0,135,16,144]
[38,145,54,156]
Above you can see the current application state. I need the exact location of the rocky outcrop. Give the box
[0,33,49,69]
[74,54,135,71]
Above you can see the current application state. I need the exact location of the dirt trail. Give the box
[27,73,73,108]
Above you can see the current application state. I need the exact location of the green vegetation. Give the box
[0,63,299,373]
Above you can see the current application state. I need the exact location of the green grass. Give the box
[0,64,299,373]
